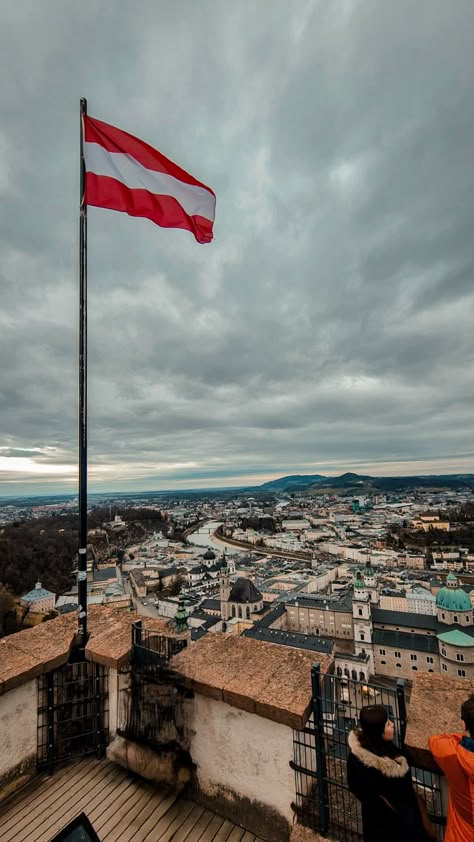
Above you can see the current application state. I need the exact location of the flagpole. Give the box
[78,96,88,648]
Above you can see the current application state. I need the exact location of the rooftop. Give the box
[243,626,333,655]
[228,578,263,604]
[437,628,474,647]
[372,607,438,631]
[21,582,55,602]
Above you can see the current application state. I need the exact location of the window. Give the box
[358,608,363,616]
[380,660,386,665]
[442,664,448,672]
[426,657,434,664]
[454,616,458,623]
[395,651,401,658]
[467,616,470,622]
[456,653,465,662]
[396,663,401,669]
[441,613,445,619]
[458,669,466,677]
[379,649,385,655]
[412,666,418,671]
[441,647,446,656]
[410,654,417,661]
[360,632,365,641]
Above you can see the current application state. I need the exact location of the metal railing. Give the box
[131,622,187,666]
[118,622,188,750]
[291,667,445,841]
[38,660,109,771]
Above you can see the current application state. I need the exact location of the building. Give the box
[410,516,450,532]
[220,558,264,622]
[371,573,474,681]
[20,581,55,614]
[286,593,353,641]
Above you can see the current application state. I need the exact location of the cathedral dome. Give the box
[228,577,262,604]
[203,548,216,561]
[436,574,471,612]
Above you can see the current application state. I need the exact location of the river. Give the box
[187,521,244,553]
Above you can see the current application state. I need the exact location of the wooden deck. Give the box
[0,757,268,842]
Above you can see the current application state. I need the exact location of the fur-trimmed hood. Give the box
[348,729,409,778]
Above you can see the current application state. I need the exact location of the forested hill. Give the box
[0,506,167,598]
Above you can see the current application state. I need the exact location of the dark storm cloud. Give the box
[1,0,474,493]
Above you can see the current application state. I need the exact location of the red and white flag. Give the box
[83,116,215,244]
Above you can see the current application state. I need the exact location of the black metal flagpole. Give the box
[78,97,88,647]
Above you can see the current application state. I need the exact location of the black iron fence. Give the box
[292,667,445,842]
[131,622,187,666]
[38,660,109,771]
[118,621,188,750]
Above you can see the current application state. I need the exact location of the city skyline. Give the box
[2,2,474,496]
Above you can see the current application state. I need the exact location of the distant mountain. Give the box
[256,472,474,493]
[258,474,326,491]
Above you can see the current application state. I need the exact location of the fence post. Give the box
[396,679,407,743]
[46,671,55,774]
[132,620,143,648]
[311,663,329,836]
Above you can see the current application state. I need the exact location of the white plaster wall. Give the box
[189,694,295,825]
[109,668,132,739]
[0,680,37,778]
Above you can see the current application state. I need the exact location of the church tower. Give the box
[361,558,379,604]
[220,552,231,620]
[352,570,374,674]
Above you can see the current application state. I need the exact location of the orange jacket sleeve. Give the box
[428,733,463,772]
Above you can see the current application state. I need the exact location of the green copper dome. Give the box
[362,560,376,579]
[436,587,471,612]
[175,597,188,633]
[353,570,365,590]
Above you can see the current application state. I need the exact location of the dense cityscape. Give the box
[2,476,474,688]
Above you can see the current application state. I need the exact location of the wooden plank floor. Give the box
[0,757,268,842]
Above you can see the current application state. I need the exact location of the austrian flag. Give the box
[83,116,215,243]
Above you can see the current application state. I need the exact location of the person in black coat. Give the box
[347,705,434,842]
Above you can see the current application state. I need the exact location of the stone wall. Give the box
[405,672,474,771]
[187,693,295,841]
[0,680,37,800]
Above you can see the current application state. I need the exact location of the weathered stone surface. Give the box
[290,826,334,842]
[170,633,331,729]
[405,672,474,770]
[106,735,191,791]
[0,614,75,693]
[0,605,182,693]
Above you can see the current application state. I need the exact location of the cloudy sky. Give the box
[1,0,474,496]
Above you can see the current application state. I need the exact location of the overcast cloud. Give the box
[1,0,474,495]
